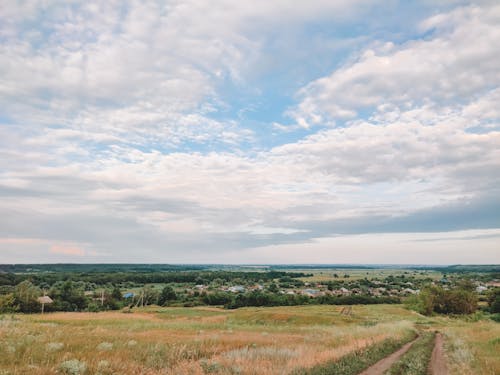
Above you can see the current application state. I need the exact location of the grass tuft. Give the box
[59,359,87,375]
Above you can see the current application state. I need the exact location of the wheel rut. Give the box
[429,332,448,375]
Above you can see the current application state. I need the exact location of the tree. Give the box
[158,285,177,306]
[51,281,87,311]
[267,282,279,293]
[111,286,122,301]
[14,280,41,313]
[0,293,17,313]
[487,288,500,313]
[139,285,159,306]
[407,284,477,316]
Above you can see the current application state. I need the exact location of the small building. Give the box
[228,286,245,293]
[37,295,53,314]
[476,285,488,293]
[37,296,53,304]
[302,289,320,297]
[123,292,135,299]
[401,288,417,295]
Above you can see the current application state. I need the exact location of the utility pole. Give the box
[101,290,104,306]
[41,289,45,314]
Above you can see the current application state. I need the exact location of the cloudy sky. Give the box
[1,0,499,264]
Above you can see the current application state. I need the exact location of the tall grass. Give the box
[0,306,416,374]
[1,306,498,374]
[441,319,500,375]
[293,331,417,375]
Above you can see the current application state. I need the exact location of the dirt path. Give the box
[429,332,448,375]
[357,337,419,375]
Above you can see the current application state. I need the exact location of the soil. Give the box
[429,332,448,375]
[358,336,419,375]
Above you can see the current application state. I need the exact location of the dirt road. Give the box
[429,332,448,375]
[357,337,419,375]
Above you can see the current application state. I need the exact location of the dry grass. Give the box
[1,305,497,374]
[0,306,414,375]
[439,318,500,375]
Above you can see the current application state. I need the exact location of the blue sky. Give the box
[0,0,499,264]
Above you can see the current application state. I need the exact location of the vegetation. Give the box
[406,283,478,315]
[294,332,416,375]
[0,264,495,315]
[0,265,499,373]
[386,331,435,375]
[0,305,416,374]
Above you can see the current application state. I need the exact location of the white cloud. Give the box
[0,0,374,146]
[291,4,500,126]
[1,1,499,262]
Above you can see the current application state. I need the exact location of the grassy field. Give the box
[291,268,443,283]
[0,304,498,374]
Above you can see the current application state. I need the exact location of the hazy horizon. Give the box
[1,1,499,264]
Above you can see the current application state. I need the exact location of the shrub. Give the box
[46,342,64,352]
[97,342,113,351]
[59,359,87,375]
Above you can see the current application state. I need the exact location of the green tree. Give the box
[111,286,122,301]
[268,282,279,293]
[158,285,177,306]
[487,288,500,313]
[407,284,477,316]
[14,280,41,313]
[0,293,17,313]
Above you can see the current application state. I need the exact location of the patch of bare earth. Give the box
[430,332,448,375]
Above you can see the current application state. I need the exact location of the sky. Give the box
[0,0,499,264]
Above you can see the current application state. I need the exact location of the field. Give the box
[1,304,499,375]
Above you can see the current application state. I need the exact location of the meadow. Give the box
[1,304,499,375]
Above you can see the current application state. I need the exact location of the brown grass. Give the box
[0,306,414,375]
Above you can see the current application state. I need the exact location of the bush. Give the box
[59,359,87,375]
[490,313,500,323]
[0,293,17,313]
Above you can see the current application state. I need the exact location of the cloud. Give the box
[50,244,85,257]
[290,3,500,126]
[0,1,499,263]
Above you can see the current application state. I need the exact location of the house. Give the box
[332,287,350,296]
[123,292,135,299]
[401,288,417,295]
[476,285,488,293]
[486,281,500,288]
[302,289,320,297]
[228,286,245,293]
